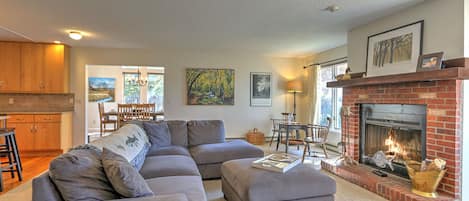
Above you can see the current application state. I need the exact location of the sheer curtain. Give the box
[305,65,320,124]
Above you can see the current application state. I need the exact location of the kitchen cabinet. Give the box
[0,42,21,92]
[7,114,61,155]
[0,42,68,93]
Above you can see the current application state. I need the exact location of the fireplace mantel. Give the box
[327,67,469,88]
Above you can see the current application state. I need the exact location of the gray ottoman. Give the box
[221,158,336,201]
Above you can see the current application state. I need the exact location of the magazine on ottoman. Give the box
[251,153,301,173]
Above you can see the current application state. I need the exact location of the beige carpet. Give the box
[0,144,386,201]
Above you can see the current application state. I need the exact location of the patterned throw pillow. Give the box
[102,148,154,198]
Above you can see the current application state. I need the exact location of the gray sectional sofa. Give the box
[32,120,264,201]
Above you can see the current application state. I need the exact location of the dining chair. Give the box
[98,103,117,136]
[269,118,285,147]
[134,104,155,120]
[117,104,135,128]
[302,117,332,163]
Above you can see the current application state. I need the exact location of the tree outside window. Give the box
[123,73,141,104]
[147,73,164,112]
[317,62,347,130]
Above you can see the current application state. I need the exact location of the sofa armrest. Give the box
[109,193,188,201]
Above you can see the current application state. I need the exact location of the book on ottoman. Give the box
[251,153,301,173]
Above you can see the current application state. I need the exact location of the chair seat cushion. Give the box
[145,176,207,201]
[190,140,264,165]
[221,158,336,201]
[139,155,200,179]
[146,145,191,157]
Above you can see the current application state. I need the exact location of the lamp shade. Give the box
[287,80,303,93]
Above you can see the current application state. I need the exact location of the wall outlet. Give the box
[8,98,14,105]
[92,120,96,125]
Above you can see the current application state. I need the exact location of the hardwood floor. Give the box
[0,155,56,195]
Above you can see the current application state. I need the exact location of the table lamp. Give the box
[287,79,303,120]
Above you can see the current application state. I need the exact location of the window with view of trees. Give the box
[147,73,164,112]
[123,71,164,111]
[123,73,141,104]
[317,62,347,130]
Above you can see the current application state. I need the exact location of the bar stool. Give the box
[0,129,23,192]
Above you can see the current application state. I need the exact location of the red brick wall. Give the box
[341,80,462,198]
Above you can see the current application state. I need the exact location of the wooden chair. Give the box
[134,104,155,120]
[302,117,332,163]
[117,104,134,128]
[98,103,117,137]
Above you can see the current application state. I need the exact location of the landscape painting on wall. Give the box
[366,21,423,77]
[88,77,116,102]
[186,68,235,105]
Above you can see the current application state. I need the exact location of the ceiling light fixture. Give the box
[323,5,340,13]
[68,31,83,40]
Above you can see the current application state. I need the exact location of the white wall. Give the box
[70,47,302,146]
[86,65,164,132]
[348,0,464,73]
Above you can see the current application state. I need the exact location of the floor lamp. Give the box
[287,80,303,121]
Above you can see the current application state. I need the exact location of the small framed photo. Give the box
[416,52,444,72]
[250,72,272,107]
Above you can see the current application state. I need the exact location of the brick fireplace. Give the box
[339,79,462,199]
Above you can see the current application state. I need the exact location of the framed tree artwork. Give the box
[366,20,424,77]
[186,68,235,105]
[250,72,272,107]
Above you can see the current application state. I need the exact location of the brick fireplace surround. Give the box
[326,80,462,200]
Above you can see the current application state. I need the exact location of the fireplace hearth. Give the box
[360,104,426,178]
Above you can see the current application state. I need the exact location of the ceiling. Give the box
[0,0,423,57]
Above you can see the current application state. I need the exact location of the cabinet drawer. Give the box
[35,114,61,123]
[7,115,34,123]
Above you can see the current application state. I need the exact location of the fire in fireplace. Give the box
[359,104,426,178]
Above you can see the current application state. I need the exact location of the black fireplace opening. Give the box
[359,104,426,178]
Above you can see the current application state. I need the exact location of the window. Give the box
[317,62,347,130]
[147,73,164,112]
[123,73,141,104]
[123,70,165,112]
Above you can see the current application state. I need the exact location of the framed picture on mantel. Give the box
[366,20,423,77]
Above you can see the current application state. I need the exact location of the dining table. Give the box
[278,122,309,153]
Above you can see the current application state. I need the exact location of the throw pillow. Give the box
[143,121,172,147]
[102,148,154,198]
[49,146,120,201]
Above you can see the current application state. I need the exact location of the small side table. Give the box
[246,128,265,145]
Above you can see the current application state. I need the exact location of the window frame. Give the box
[317,61,347,131]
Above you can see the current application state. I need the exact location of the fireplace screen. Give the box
[360,104,426,178]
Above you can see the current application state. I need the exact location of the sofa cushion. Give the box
[145,176,207,201]
[139,155,200,179]
[147,145,191,157]
[90,124,151,170]
[166,120,188,147]
[102,148,154,198]
[48,147,119,201]
[110,194,189,201]
[190,140,264,165]
[187,120,225,146]
[32,172,64,201]
[143,122,172,147]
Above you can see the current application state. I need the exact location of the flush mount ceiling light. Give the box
[68,31,83,40]
[323,5,340,12]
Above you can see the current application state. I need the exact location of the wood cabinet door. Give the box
[34,122,61,150]
[21,43,45,92]
[43,44,64,93]
[8,122,35,152]
[0,42,21,92]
